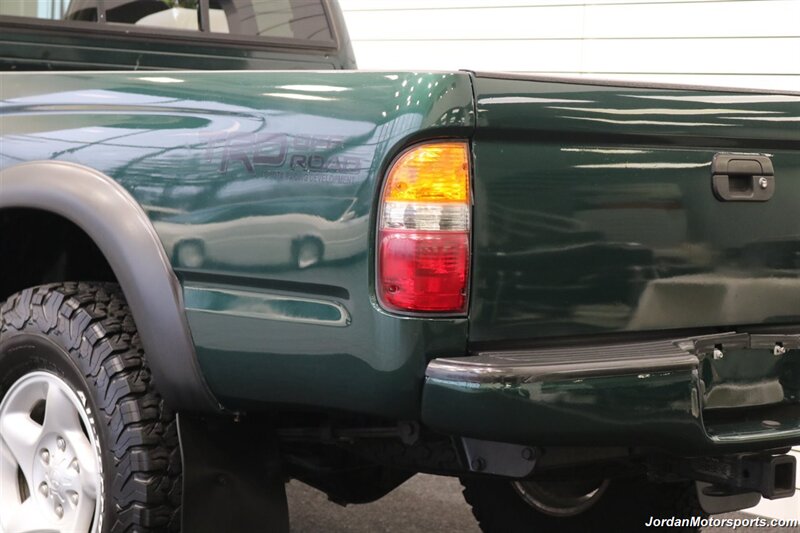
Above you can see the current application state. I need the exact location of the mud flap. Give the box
[177,414,290,533]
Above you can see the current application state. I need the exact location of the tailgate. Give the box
[469,73,800,344]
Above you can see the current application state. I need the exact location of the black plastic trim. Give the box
[0,161,223,413]
[711,153,775,202]
[181,270,350,300]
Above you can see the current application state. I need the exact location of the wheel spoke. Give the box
[42,382,83,436]
[70,482,97,533]
[0,413,43,485]
[67,429,100,499]
[4,497,58,533]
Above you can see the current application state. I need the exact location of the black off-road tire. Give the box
[462,476,707,533]
[0,282,181,532]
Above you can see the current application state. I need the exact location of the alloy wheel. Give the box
[0,371,103,533]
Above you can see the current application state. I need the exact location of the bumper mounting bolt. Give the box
[521,448,536,461]
[471,457,486,472]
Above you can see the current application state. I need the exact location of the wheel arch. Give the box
[0,161,222,413]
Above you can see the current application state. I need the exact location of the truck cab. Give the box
[0,0,356,70]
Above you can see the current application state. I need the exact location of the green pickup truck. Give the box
[2,1,800,532]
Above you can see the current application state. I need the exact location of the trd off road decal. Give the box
[204,132,365,183]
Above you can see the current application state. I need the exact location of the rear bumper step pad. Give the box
[422,332,800,453]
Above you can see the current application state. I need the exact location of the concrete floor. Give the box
[287,474,796,532]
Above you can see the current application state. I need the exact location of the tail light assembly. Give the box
[377,141,471,315]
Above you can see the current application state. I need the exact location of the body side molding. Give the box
[0,161,223,413]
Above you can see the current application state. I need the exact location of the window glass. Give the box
[0,0,96,21]
[0,0,332,43]
[105,0,201,31]
[210,0,332,42]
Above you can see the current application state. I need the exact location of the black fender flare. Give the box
[0,161,223,413]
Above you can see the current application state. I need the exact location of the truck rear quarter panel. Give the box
[0,71,474,418]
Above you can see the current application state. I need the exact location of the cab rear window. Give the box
[1,0,333,44]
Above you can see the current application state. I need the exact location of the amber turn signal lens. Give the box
[383,142,470,203]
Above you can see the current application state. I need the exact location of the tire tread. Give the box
[0,282,181,532]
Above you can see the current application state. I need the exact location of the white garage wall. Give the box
[339,0,800,91]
